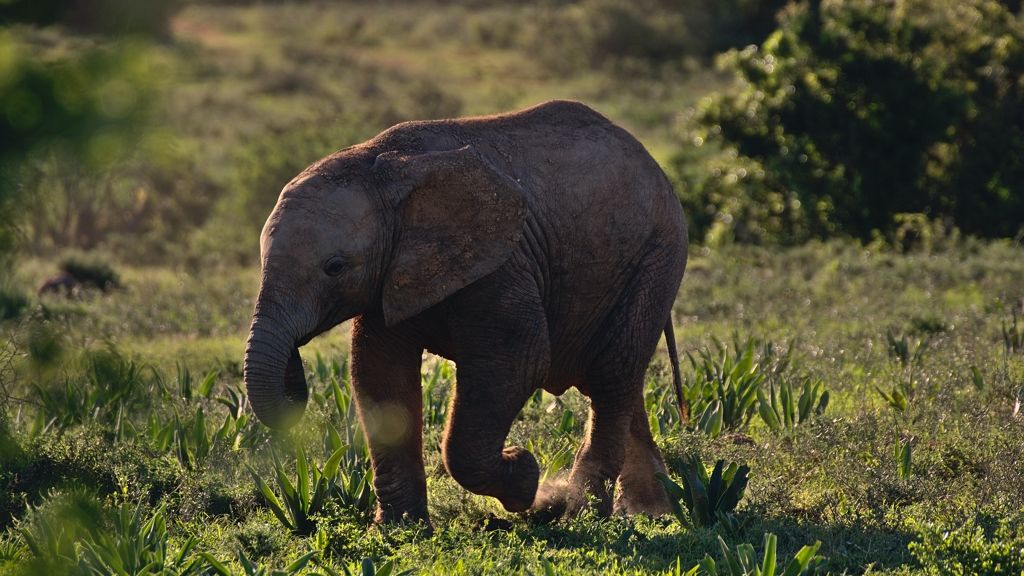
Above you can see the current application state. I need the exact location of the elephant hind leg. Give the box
[614,401,672,515]
[557,252,680,519]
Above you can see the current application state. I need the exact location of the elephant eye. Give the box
[323,256,346,277]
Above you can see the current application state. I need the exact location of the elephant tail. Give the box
[664,319,688,424]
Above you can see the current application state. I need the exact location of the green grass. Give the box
[3,240,1023,574]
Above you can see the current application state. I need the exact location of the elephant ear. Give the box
[377,145,527,327]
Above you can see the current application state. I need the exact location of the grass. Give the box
[3,239,1023,574]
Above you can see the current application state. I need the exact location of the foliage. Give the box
[689,533,825,576]
[524,0,788,73]
[656,456,750,528]
[1003,308,1024,355]
[318,558,415,576]
[680,338,771,437]
[30,347,151,434]
[250,445,356,536]
[893,436,913,481]
[77,501,205,576]
[875,330,931,412]
[0,286,28,321]
[59,252,121,291]
[675,0,1024,244]
[908,519,1024,575]
[14,488,100,573]
[756,377,828,433]
[202,548,316,576]
[0,0,180,36]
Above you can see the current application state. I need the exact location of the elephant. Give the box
[243,100,688,526]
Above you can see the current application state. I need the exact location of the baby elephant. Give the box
[244,100,688,526]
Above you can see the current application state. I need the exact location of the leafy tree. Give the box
[675,0,1024,243]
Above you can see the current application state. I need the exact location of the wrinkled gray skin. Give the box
[244,100,688,526]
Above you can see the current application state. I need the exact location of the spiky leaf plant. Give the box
[656,456,750,527]
[250,444,348,535]
[757,377,829,432]
[692,533,824,576]
[680,339,766,437]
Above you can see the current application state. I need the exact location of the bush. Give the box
[0,287,28,321]
[909,520,1024,575]
[59,253,120,291]
[675,0,1024,244]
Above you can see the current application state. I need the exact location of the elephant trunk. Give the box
[243,301,312,429]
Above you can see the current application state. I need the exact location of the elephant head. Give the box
[243,145,528,428]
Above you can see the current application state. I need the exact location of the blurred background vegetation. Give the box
[3,0,1019,280]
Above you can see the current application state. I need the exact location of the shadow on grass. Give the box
[521,510,916,574]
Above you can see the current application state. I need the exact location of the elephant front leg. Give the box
[443,288,550,513]
[350,316,428,526]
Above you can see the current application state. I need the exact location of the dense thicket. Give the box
[674,0,1024,244]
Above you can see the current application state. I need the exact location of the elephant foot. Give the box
[495,446,540,513]
[612,480,672,516]
[526,471,613,521]
[526,475,568,523]
[445,444,540,514]
[372,497,432,533]
[371,513,433,536]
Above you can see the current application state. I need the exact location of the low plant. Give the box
[250,445,348,535]
[317,557,414,576]
[78,502,205,576]
[886,329,930,369]
[908,519,1024,575]
[328,378,370,470]
[656,456,750,528]
[202,549,317,576]
[681,338,766,437]
[422,360,452,428]
[894,436,913,481]
[877,330,930,410]
[144,406,245,470]
[686,533,825,576]
[526,437,576,483]
[160,364,218,403]
[15,489,100,572]
[757,377,829,433]
[1003,308,1023,355]
[31,348,149,433]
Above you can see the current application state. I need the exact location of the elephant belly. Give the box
[541,374,585,396]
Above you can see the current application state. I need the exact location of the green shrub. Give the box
[0,286,28,321]
[202,548,316,576]
[909,520,1024,575]
[59,253,120,291]
[675,0,1024,244]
